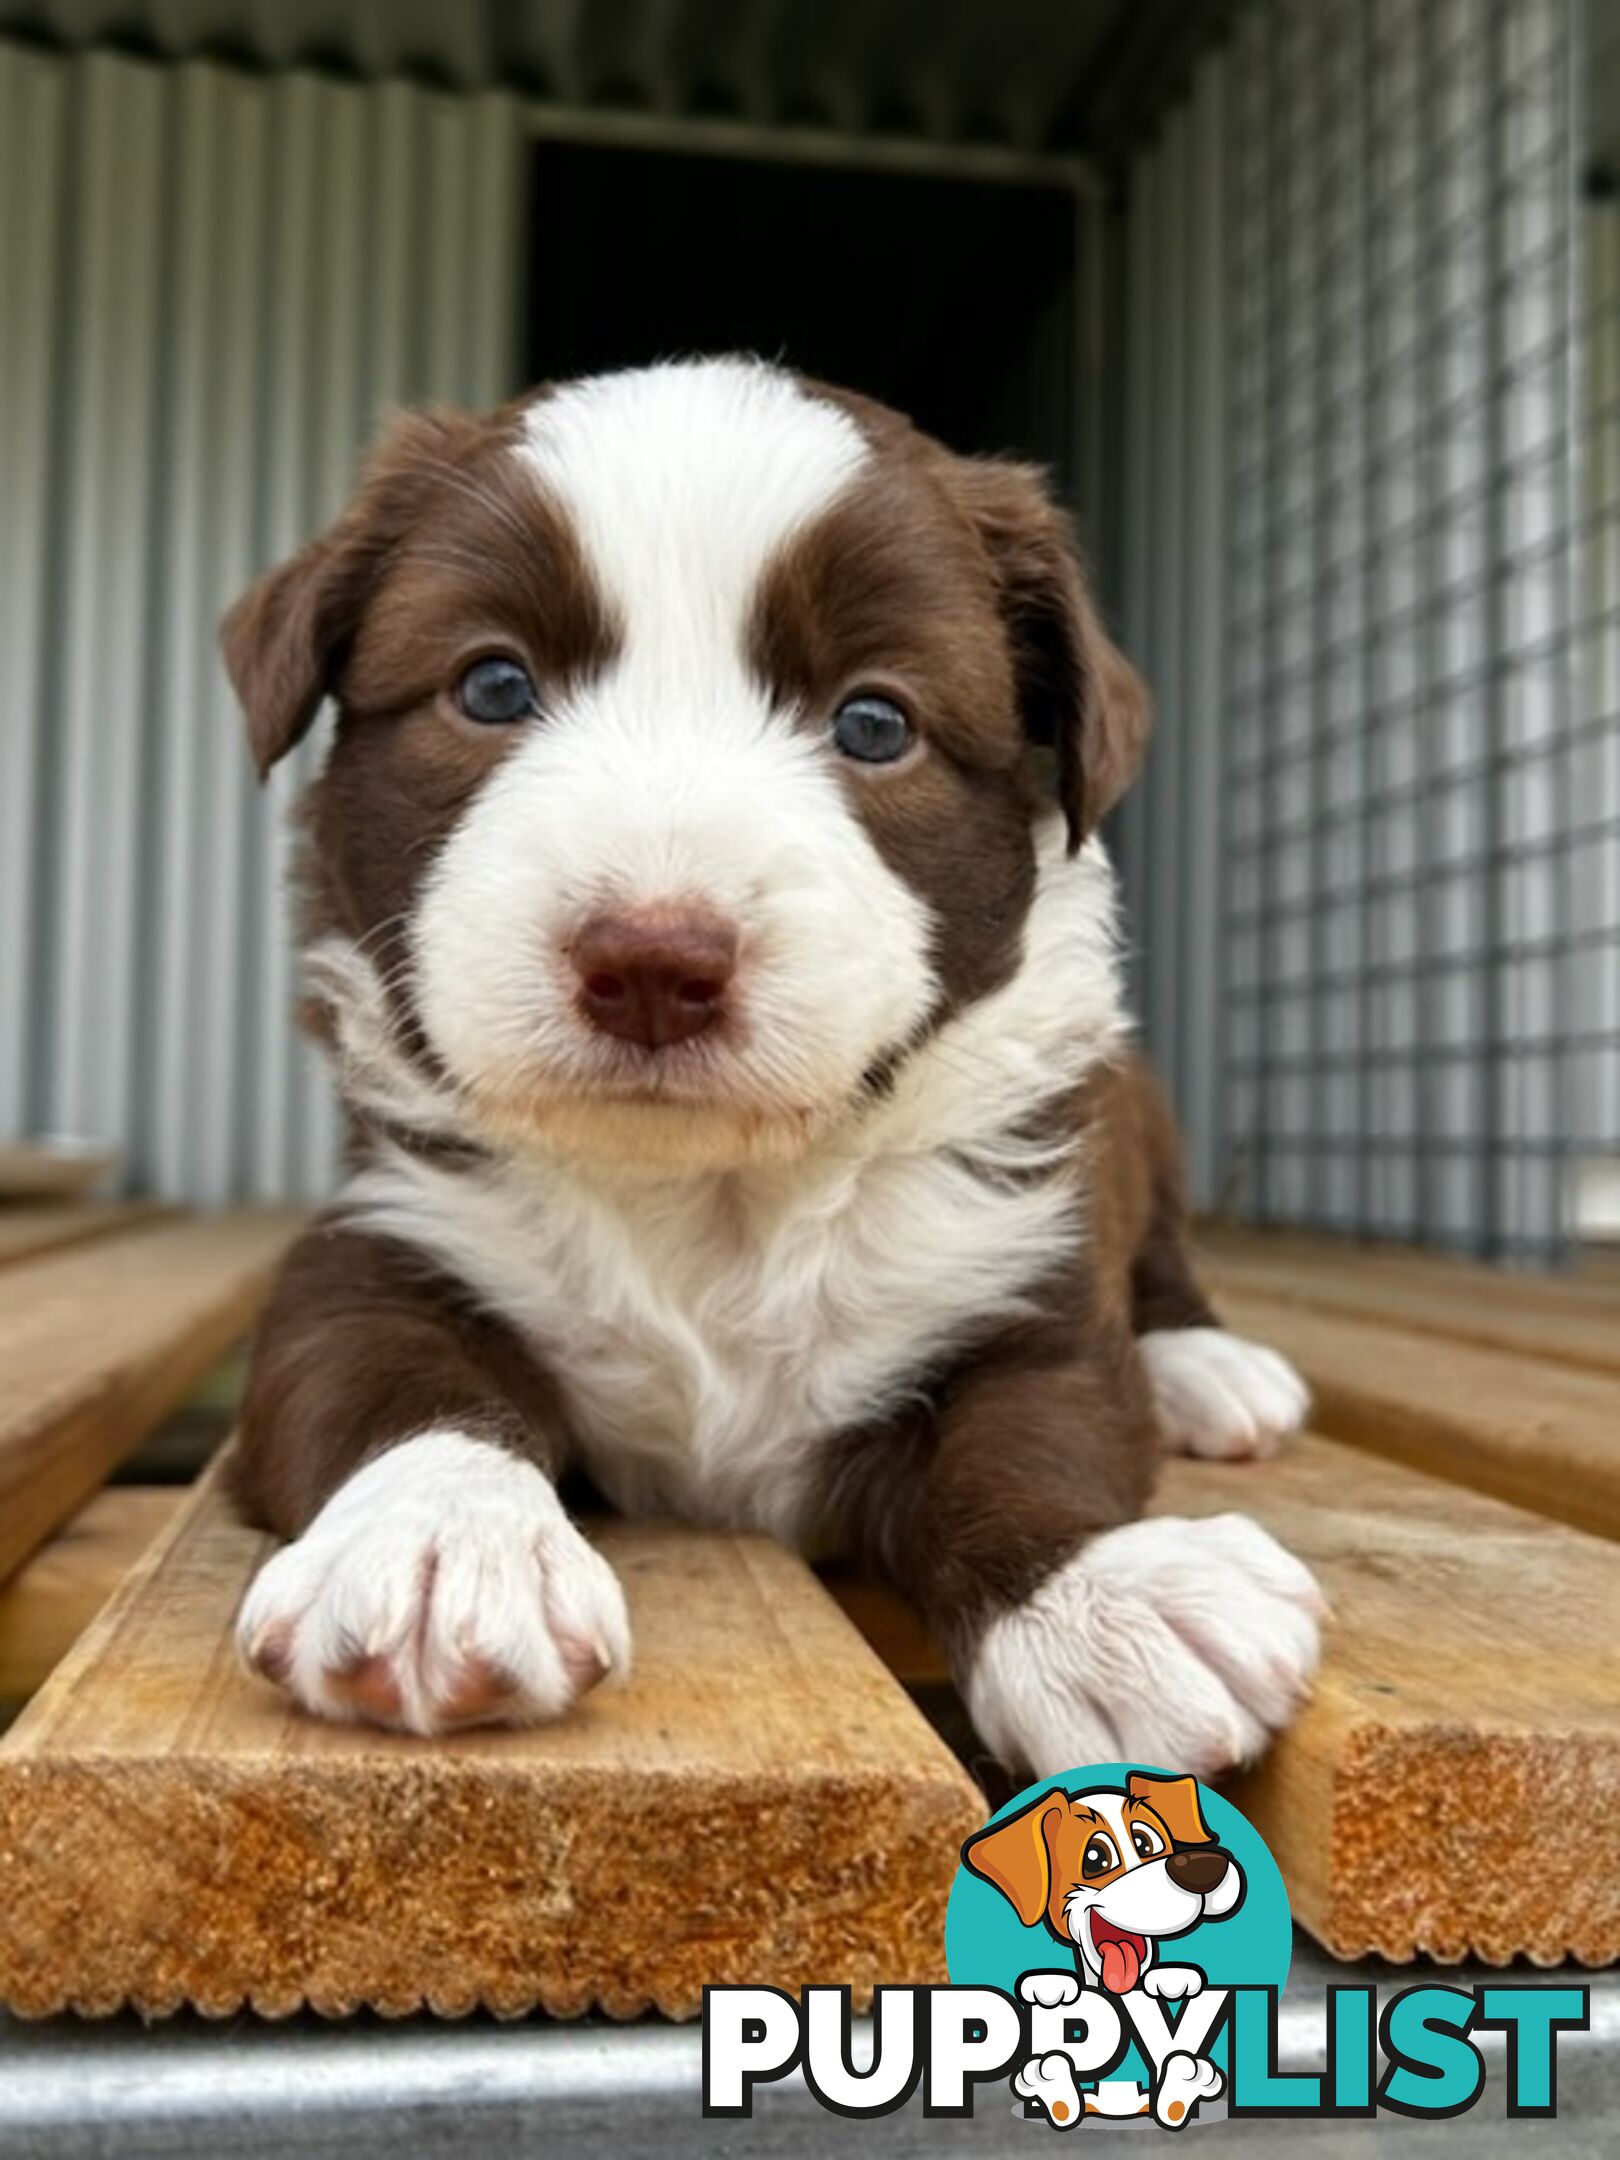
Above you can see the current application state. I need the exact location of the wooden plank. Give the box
[0,1212,301,1585]
[1157,1434,1620,1966]
[1207,1282,1620,1542]
[0,1141,119,1201]
[0,1463,983,2019]
[0,1487,179,1705]
[0,1201,172,1272]
[1198,1226,1620,1378]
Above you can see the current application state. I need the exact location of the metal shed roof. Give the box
[0,0,1230,157]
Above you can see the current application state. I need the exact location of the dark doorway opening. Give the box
[526,141,1079,492]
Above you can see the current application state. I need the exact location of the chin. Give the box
[470,1084,836,1175]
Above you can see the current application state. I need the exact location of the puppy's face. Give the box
[963,1774,1244,1994]
[223,359,1146,1171]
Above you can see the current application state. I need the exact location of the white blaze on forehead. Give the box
[515,358,871,684]
[1081,1793,1133,1850]
[409,357,934,1158]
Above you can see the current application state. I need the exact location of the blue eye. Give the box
[456,656,539,724]
[831,693,912,764]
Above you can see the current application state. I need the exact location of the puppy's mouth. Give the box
[1089,1912,1148,1994]
[464,1010,923,1168]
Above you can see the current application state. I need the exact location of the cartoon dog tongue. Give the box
[1095,1924,1143,1993]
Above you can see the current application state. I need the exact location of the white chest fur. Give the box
[345,1133,1082,1541]
[334,830,1127,1544]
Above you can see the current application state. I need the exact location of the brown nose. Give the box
[571,906,739,1049]
[1165,1848,1229,1896]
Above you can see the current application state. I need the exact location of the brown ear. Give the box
[961,1788,1069,1926]
[220,404,479,778]
[1127,1772,1214,1847]
[952,457,1150,852]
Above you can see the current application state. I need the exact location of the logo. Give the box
[949,1765,1288,2127]
[702,1761,1589,2126]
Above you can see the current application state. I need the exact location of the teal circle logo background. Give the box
[945,1764,1291,2080]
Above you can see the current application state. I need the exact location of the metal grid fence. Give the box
[1123,0,1603,1261]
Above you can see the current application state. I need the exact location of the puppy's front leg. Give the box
[857,1351,1323,1779]
[232,1222,629,1734]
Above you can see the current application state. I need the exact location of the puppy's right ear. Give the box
[961,1788,1068,1927]
[220,404,477,778]
[950,456,1150,853]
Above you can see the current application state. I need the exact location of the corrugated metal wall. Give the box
[1119,0,1595,1259]
[0,43,521,1202]
[1110,49,1230,1210]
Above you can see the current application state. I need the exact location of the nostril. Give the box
[676,977,725,1008]
[582,970,628,1004]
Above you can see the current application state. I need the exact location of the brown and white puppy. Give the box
[221,357,1318,1770]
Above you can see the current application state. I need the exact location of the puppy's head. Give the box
[222,358,1147,1171]
[963,1773,1244,1994]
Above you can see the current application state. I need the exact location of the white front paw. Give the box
[1154,2050,1223,2128]
[1141,1327,1309,1459]
[236,1429,630,1734]
[1019,1970,1083,2009]
[1013,2052,1084,2129]
[964,1513,1324,1779]
[1141,1965,1204,2001]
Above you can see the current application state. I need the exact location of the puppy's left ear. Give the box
[961,1788,1068,1927]
[953,458,1150,852]
[1127,1772,1214,1847]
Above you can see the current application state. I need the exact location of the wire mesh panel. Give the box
[1126,0,1593,1259]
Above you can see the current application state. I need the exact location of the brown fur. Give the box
[232,1219,570,1536]
[222,399,619,1052]
[814,1046,1198,1663]
[750,452,1043,1020]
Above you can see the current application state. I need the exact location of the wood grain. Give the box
[1198,1226,1620,1378]
[0,1487,180,1706]
[1205,1282,1620,1541]
[0,1213,301,1586]
[1158,1435,1620,1965]
[0,1201,171,1271]
[0,1464,983,2019]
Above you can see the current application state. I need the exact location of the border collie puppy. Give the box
[222,357,1319,1774]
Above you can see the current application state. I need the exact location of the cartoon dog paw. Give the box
[1140,1965,1205,2001]
[1019,1970,1083,2010]
[1153,2050,1223,2129]
[1013,2052,1084,2129]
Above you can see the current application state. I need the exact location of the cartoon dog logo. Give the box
[963,1772,1244,2128]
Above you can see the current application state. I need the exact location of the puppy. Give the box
[964,1772,1243,1997]
[221,356,1319,1771]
